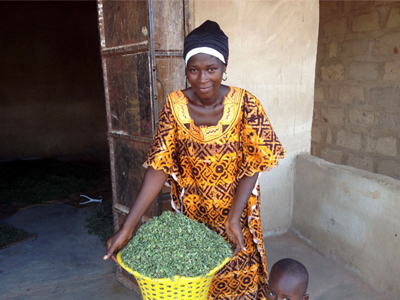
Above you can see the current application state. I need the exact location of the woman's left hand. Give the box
[225,217,246,256]
[225,172,258,256]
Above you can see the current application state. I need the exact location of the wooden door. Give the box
[97,0,157,292]
[97,0,190,293]
[153,0,189,209]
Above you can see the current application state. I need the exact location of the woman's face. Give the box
[185,53,227,100]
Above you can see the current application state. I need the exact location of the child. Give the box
[267,258,309,300]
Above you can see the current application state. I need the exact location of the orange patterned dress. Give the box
[144,87,285,299]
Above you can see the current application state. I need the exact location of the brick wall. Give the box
[312,0,400,180]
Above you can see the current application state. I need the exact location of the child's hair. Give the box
[270,258,309,295]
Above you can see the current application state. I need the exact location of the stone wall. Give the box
[312,1,400,180]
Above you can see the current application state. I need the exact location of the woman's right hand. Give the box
[103,227,133,263]
[102,167,168,263]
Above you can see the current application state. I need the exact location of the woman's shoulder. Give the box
[228,86,255,95]
[228,87,259,103]
[167,89,185,101]
[164,90,189,109]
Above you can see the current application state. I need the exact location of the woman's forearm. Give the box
[229,164,278,220]
[104,166,168,261]
[228,172,259,221]
[225,172,259,254]
[120,166,168,234]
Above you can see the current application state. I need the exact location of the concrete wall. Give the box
[0,1,107,160]
[312,1,400,180]
[294,153,400,298]
[192,0,319,233]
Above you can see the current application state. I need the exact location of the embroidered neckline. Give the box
[170,87,243,142]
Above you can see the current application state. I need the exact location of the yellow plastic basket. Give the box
[117,252,230,300]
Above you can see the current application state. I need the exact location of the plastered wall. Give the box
[294,153,400,298]
[192,0,319,233]
[312,1,400,180]
[0,2,107,160]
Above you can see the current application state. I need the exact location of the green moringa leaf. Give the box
[121,211,232,279]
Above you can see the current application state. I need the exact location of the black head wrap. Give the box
[184,20,229,65]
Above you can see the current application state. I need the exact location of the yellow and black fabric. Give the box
[144,87,285,300]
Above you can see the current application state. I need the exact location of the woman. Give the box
[104,20,285,299]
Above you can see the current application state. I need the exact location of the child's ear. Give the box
[303,294,309,300]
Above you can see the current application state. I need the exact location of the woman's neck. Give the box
[187,85,229,108]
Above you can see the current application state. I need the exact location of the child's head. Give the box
[267,258,309,300]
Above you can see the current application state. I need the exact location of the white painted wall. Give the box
[191,0,319,233]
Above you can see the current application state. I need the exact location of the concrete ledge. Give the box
[293,153,400,298]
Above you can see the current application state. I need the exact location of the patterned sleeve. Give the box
[143,95,177,175]
[239,92,285,178]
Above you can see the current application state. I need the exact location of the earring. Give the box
[185,75,190,87]
[222,71,228,81]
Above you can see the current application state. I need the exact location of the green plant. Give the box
[121,211,232,279]
[85,201,114,244]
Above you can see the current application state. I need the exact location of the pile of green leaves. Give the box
[0,223,35,249]
[121,211,232,279]
[0,159,103,206]
[85,201,114,245]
